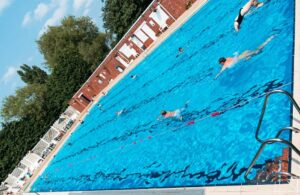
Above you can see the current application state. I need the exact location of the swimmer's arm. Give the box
[214,67,226,79]
[157,116,163,121]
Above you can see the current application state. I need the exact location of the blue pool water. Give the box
[32,0,294,191]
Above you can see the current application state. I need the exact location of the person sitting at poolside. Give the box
[234,0,264,32]
[215,35,274,79]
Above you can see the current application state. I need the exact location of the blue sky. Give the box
[0,0,104,113]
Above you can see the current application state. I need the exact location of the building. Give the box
[69,0,196,113]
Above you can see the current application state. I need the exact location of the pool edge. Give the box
[291,0,300,184]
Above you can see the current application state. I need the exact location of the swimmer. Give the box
[116,109,126,116]
[176,47,184,57]
[97,103,103,111]
[160,110,183,121]
[234,0,264,32]
[215,35,274,79]
[131,74,138,79]
[158,101,189,121]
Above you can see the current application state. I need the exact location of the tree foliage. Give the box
[0,16,108,182]
[102,0,152,43]
[38,16,108,70]
[0,0,155,182]
[79,33,109,71]
[0,117,48,182]
[0,84,46,122]
[43,50,91,119]
[17,64,48,84]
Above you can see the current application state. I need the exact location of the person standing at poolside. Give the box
[234,0,264,32]
[215,35,274,79]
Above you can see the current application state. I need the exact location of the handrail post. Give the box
[255,90,300,143]
[245,138,300,182]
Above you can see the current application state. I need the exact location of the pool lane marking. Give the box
[50,82,293,173]
[114,81,293,151]
[103,81,294,155]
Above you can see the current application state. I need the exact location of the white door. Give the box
[156,5,170,25]
[130,36,144,50]
[150,5,169,29]
[141,23,157,41]
[119,44,132,58]
[134,29,149,43]
[119,44,138,58]
[116,56,129,67]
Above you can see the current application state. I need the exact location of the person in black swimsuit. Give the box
[234,0,263,32]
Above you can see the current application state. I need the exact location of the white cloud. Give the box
[73,0,93,12]
[27,56,34,62]
[34,3,49,20]
[1,66,18,84]
[22,12,32,27]
[73,0,85,11]
[83,8,89,16]
[0,0,12,14]
[39,0,68,36]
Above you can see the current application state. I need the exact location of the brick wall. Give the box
[69,0,197,113]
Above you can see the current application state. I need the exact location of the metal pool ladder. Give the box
[244,90,300,182]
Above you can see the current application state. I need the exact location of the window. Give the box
[116,66,124,73]
[98,79,103,84]
[99,73,106,79]
[149,20,155,26]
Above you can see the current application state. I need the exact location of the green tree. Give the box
[0,116,49,182]
[102,0,152,43]
[0,15,109,183]
[79,33,109,71]
[17,64,48,84]
[38,16,108,70]
[43,49,91,119]
[0,84,46,122]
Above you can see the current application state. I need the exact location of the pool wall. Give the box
[291,0,300,180]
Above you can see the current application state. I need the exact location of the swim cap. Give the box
[218,57,226,64]
[161,111,167,115]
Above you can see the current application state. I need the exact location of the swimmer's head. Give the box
[251,0,257,5]
[161,110,167,116]
[179,47,184,52]
[218,57,226,65]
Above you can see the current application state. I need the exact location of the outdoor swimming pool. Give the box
[32,0,294,192]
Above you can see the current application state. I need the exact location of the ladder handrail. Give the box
[255,90,300,143]
[275,126,300,138]
[244,138,300,181]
